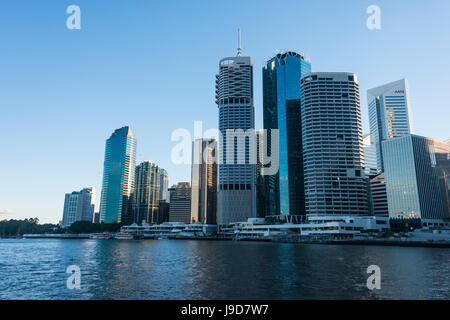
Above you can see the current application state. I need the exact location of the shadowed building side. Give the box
[134,161,160,224]
[190,139,217,224]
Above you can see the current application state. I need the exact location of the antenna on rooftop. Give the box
[237,29,242,56]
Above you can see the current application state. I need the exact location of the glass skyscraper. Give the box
[99,126,137,224]
[383,135,450,220]
[134,161,160,224]
[363,133,378,177]
[300,72,368,216]
[367,79,412,173]
[263,51,311,217]
[190,139,217,224]
[216,41,255,225]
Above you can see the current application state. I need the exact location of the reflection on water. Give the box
[0,239,449,299]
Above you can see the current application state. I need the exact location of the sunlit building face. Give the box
[99,126,137,224]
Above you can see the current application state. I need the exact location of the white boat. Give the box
[89,232,114,240]
[114,232,134,240]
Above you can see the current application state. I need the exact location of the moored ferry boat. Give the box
[114,231,135,240]
[89,232,114,240]
[117,222,218,239]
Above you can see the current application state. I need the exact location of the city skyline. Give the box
[1,1,450,223]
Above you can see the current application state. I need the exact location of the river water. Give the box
[0,238,449,299]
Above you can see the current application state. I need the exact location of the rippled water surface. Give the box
[1,239,449,299]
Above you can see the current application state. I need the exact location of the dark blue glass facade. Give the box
[262,52,311,216]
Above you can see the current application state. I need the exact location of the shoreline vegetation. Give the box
[0,219,121,238]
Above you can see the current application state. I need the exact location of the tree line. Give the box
[0,218,121,237]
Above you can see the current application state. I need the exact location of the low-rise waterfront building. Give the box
[120,222,217,238]
[225,215,390,239]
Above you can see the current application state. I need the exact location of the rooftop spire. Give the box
[237,29,242,56]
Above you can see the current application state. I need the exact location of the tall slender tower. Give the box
[367,79,412,173]
[99,126,137,224]
[216,31,255,224]
[159,169,169,201]
[263,51,311,218]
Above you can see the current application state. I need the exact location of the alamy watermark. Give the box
[170,121,279,176]
[66,265,81,290]
[366,265,381,290]
[66,5,81,30]
[366,5,381,30]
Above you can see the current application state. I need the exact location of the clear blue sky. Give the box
[1,0,449,223]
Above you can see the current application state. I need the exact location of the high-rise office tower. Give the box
[216,32,255,224]
[159,169,169,201]
[255,130,266,218]
[93,212,100,224]
[62,187,95,228]
[367,79,413,173]
[370,173,388,217]
[383,135,450,220]
[99,126,137,224]
[156,200,170,224]
[168,182,192,223]
[363,133,378,178]
[135,161,160,224]
[263,51,311,217]
[300,72,368,216]
[190,139,217,224]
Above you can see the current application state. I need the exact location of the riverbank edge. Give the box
[7,234,450,248]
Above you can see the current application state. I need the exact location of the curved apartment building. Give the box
[300,72,368,216]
